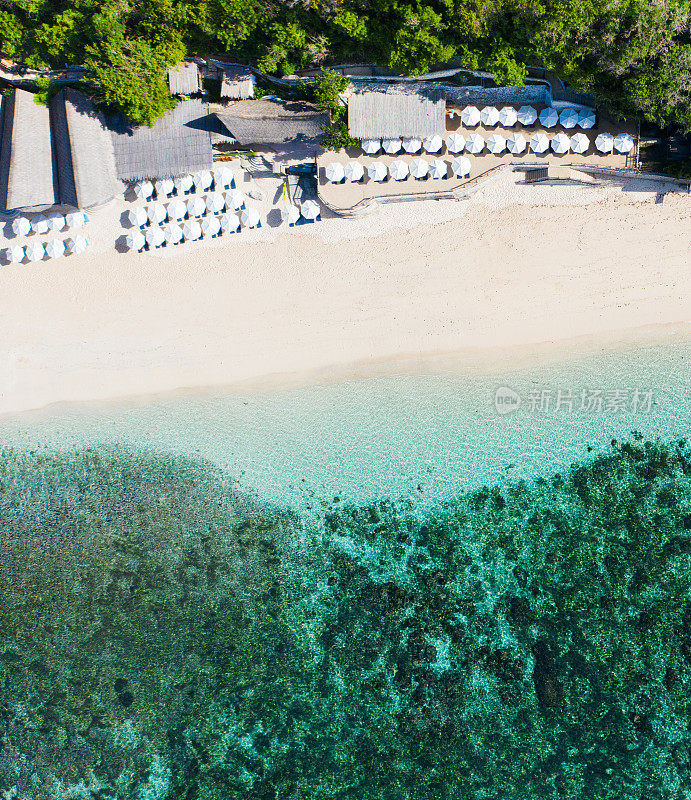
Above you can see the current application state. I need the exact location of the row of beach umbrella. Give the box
[4,235,88,264]
[360,108,608,156]
[348,132,633,173]
[133,167,235,201]
[127,199,321,250]
[126,208,263,251]
[10,210,88,238]
[127,192,246,228]
[363,157,472,182]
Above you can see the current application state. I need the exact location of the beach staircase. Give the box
[523,165,598,185]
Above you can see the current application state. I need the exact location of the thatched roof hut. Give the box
[168,62,203,97]
[214,99,329,146]
[109,100,213,181]
[51,88,118,208]
[0,89,57,211]
[347,83,446,139]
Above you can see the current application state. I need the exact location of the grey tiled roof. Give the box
[109,100,213,181]
[214,100,329,145]
[51,88,118,208]
[347,83,446,139]
[0,89,58,211]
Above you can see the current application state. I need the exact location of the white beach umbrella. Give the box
[409,158,429,179]
[241,208,261,228]
[163,224,183,245]
[539,107,559,128]
[11,217,30,237]
[65,210,87,229]
[595,132,614,153]
[389,160,409,181]
[300,200,320,220]
[402,137,422,154]
[461,106,481,126]
[559,108,579,129]
[174,174,195,195]
[517,105,538,126]
[280,204,300,225]
[46,212,65,233]
[465,133,484,154]
[367,161,388,182]
[126,230,146,252]
[530,132,550,153]
[127,207,148,228]
[213,166,234,189]
[205,192,225,214]
[145,226,165,248]
[551,132,571,155]
[382,138,402,155]
[423,135,443,153]
[186,196,206,218]
[155,178,174,198]
[578,109,596,129]
[25,241,45,262]
[148,202,167,224]
[45,239,65,258]
[451,156,472,178]
[325,162,346,183]
[167,199,187,221]
[225,190,245,210]
[361,138,381,155]
[507,133,527,154]
[31,214,49,235]
[344,161,364,182]
[66,235,88,255]
[134,181,154,200]
[445,133,466,153]
[499,106,518,127]
[487,134,506,154]
[194,170,213,191]
[429,159,447,179]
[570,132,590,154]
[182,220,202,241]
[481,106,500,127]
[201,216,221,237]
[614,133,634,154]
[5,245,24,263]
[220,213,240,233]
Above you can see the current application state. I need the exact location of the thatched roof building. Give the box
[51,88,118,208]
[0,88,57,211]
[168,62,203,96]
[109,99,212,181]
[347,83,446,139]
[214,99,329,146]
[220,66,256,100]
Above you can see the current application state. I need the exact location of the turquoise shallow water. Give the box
[1,334,689,510]
[1,331,691,799]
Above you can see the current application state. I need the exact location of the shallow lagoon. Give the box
[1,334,688,510]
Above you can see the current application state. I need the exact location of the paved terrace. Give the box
[318,107,637,212]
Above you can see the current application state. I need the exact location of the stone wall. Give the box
[444,84,552,107]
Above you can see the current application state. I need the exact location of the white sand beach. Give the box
[0,171,689,417]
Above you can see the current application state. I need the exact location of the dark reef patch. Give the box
[0,438,690,799]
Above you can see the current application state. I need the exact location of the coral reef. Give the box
[0,437,690,799]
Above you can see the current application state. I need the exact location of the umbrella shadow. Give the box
[115,235,130,254]
[120,210,136,229]
[266,208,283,228]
